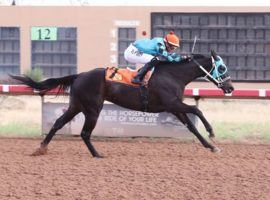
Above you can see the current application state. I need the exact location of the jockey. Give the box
[124,31,184,84]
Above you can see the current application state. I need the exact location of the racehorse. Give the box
[11,50,234,158]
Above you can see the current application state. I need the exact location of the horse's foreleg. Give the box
[171,101,215,138]
[80,113,102,158]
[189,105,215,138]
[174,113,220,153]
[32,107,79,156]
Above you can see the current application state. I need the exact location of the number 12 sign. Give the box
[31,27,57,40]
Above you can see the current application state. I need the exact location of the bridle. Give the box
[191,56,231,88]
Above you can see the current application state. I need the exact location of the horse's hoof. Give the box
[31,146,48,156]
[94,154,104,158]
[211,146,221,153]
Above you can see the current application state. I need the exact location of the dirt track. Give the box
[0,138,269,200]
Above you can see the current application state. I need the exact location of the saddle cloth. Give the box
[105,66,154,86]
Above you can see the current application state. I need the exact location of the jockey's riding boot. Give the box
[132,58,159,84]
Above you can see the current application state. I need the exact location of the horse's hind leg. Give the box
[32,106,79,156]
[80,111,102,158]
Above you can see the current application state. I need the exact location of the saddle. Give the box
[105,66,154,86]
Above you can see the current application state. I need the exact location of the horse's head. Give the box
[209,50,234,94]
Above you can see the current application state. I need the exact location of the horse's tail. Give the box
[10,74,78,94]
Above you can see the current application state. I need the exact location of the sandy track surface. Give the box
[0,138,269,200]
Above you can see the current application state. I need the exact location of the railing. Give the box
[1,84,270,99]
[1,84,269,137]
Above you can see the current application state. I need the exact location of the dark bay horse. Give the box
[11,50,234,158]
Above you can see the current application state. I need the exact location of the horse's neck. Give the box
[160,58,211,85]
[185,57,212,82]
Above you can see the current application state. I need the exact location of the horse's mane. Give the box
[159,54,207,66]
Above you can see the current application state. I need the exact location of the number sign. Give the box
[31,27,57,40]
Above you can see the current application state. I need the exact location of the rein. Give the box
[191,57,230,88]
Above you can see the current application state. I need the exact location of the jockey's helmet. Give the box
[164,31,180,52]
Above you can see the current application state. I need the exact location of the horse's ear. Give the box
[211,49,219,61]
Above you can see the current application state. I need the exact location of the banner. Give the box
[42,102,197,138]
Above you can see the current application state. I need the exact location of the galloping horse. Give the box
[11,50,234,158]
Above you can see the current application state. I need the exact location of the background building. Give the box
[0,4,270,86]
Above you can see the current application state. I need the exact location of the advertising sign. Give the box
[42,102,197,138]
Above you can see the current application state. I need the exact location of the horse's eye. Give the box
[218,65,226,73]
